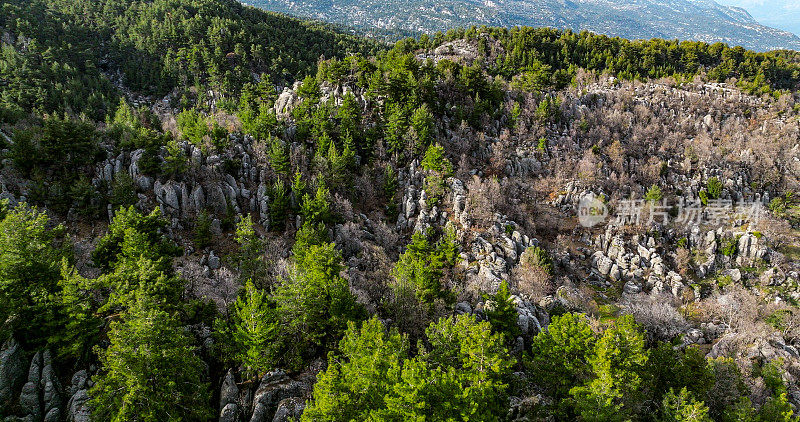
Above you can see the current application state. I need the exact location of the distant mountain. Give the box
[246,0,800,51]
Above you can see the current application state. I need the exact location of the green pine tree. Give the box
[90,294,212,422]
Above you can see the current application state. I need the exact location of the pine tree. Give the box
[233,215,267,284]
[392,230,458,305]
[337,91,361,138]
[268,137,290,178]
[163,137,188,177]
[304,315,512,421]
[176,108,208,146]
[0,203,68,347]
[410,104,434,151]
[292,221,328,263]
[300,181,333,225]
[302,317,408,421]
[645,184,664,203]
[92,207,183,312]
[291,172,307,211]
[55,262,102,360]
[228,281,276,378]
[272,242,364,370]
[384,103,408,159]
[380,314,513,421]
[529,313,597,403]
[570,315,649,421]
[661,388,712,422]
[90,295,212,422]
[269,179,290,231]
[421,143,453,205]
[483,280,521,340]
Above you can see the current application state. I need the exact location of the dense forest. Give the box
[1,0,800,421]
[0,0,378,120]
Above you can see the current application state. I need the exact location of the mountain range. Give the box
[247,0,800,51]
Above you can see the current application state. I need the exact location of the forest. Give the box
[1,0,800,421]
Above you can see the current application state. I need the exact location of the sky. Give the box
[714,0,800,36]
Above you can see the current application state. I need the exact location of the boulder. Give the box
[219,369,239,411]
[595,254,613,276]
[272,397,305,422]
[684,328,705,345]
[19,352,42,421]
[455,302,472,315]
[249,370,314,422]
[68,370,88,397]
[623,281,642,294]
[761,267,785,286]
[274,90,298,117]
[208,251,221,270]
[41,351,62,420]
[0,338,25,411]
[220,403,240,422]
[66,390,91,422]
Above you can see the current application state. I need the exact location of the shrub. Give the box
[645,184,663,202]
[482,280,521,340]
[520,245,553,275]
[163,138,188,177]
[176,108,208,146]
[706,177,723,200]
[699,190,709,207]
[71,176,105,218]
[109,172,137,209]
[537,137,548,153]
[719,236,740,257]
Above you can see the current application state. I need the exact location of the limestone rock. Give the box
[271,397,305,422]
[19,352,42,421]
[66,390,91,422]
[0,338,25,411]
[220,403,240,422]
[208,251,221,270]
[623,280,642,294]
[220,369,239,411]
[249,370,314,422]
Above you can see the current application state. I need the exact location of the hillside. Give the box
[2,1,800,421]
[249,0,800,51]
[0,0,379,120]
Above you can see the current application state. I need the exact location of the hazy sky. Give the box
[714,0,800,36]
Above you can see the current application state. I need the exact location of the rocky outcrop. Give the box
[218,370,240,422]
[274,85,299,118]
[215,366,317,422]
[271,397,305,422]
[66,370,91,422]
[736,232,768,266]
[589,231,686,296]
[249,370,314,422]
[460,293,548,351]
[0,338,25,412]
[12,350,63,422]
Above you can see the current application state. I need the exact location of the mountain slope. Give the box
[0,0,379,120]
[247,0,800,51]
[3,0,800,421]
